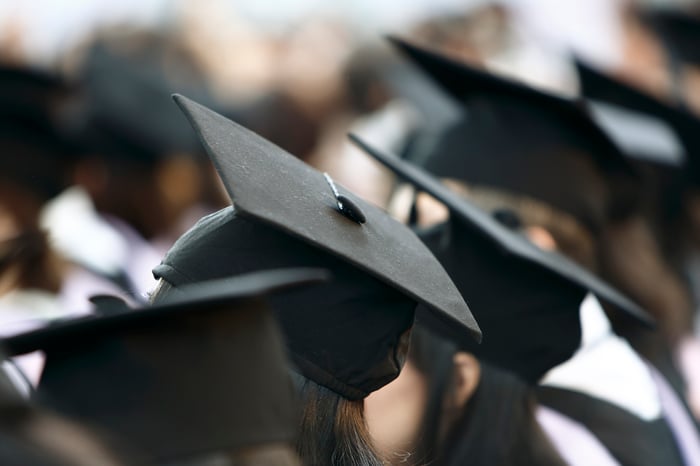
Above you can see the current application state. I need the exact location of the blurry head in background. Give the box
[64,29,211,241]
[341,42,401,116]
[181,10,352,164]
[0,64,77,295]
[276,19,351,119]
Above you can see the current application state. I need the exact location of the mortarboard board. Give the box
[1,268,327,463]
[577,59,700,186]
[152,94,480,401]
[351,135,654,382]
[390,37,641,233]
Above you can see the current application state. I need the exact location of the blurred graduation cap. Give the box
[577,59,700,186]
[351,135,653,383]
[70,41,202,163]
[390,37,641,233]
[152,94,480,401]
[0,66,76,202]
[0,268,328,463]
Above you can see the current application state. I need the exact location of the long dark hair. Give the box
[290,372,385,466]
[411,328,566,466]
[439,364,566,466]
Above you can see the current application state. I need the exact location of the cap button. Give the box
[337,195,366,224]
[323,173,366,225]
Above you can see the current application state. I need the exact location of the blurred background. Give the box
[1,0,700,424]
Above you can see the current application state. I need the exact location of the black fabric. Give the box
[538,386,686,466]
[2,270,324,463]
[0,115,74,201]
[417,220,583,383]
[154,207,415,399]
[390,37,641,229]
[38,304,293,463]
[170,94,480,345]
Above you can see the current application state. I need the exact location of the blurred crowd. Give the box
[2,0,700,464]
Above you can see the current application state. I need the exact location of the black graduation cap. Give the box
[0,66,76,201]
[0,64,70,111]
[1,268,328,463]
[643,9,700,66]
[351,135,654,383]
[72,42,201,163]
[577,59,700,186]
[152,95,480,401]
[390,37,641,233]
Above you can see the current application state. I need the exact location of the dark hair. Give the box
[597,216,693,347]
[290,372,385,466]
[439,364,566,466]
[410,328,566,466]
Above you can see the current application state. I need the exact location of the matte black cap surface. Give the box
[170,94,480,343]
[390,37,641,230]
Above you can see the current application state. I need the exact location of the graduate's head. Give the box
[67,38,206,240]
[150,95,480,466]
[151,209,418,466]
